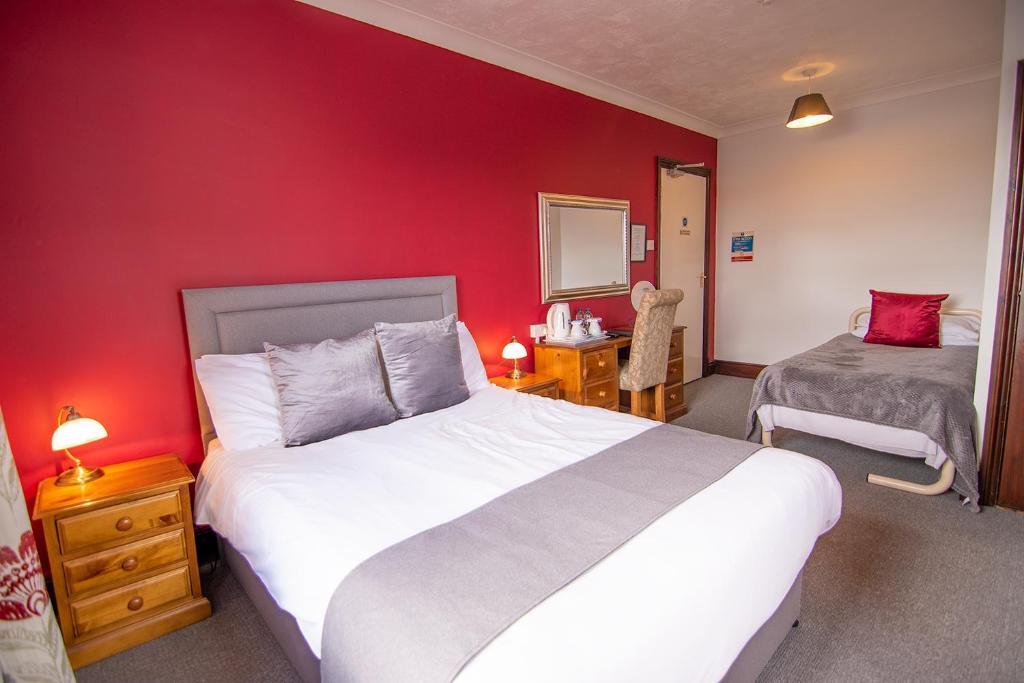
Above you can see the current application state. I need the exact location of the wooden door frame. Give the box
[656,156,711,378]
[980,60,1024,506]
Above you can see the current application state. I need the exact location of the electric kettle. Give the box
[546,303,571,340]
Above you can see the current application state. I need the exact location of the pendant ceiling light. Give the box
[786,68,833,129]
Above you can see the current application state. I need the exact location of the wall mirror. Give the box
[538,193,630,303]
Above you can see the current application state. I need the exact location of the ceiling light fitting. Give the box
[786,68,834,129]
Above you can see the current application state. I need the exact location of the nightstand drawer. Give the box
[64,529,187,597]
[582,348,616,382]
[70,566,191,637]
[583,378,618,407]
[668,332,684,359]
[527,384,559,399]
[666,357,684,384]
[58,491,182,554]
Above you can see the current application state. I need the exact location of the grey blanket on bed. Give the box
[746,333,979,508]
[320,424,761,683]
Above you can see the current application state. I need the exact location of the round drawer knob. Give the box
[597,360,606,367]
[127,596,144,611]
[121,556,139,571]
[115,517,134,532]
[598,390,607,398]
[669,394,678,401]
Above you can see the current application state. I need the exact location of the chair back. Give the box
[619,289,684,392]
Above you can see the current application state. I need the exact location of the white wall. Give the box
[715,78,1000,364]
[975,0,1024,435]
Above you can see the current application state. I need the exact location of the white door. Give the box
[659,166,706,383]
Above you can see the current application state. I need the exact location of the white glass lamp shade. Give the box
[502,339,527,360]
[51,416,108,451]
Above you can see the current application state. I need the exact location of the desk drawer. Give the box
[58,491,182,554]
[666,357,684,385]
[70,566,191,637]
[583,378,618,408]
[665,382,685,411]
[582,348,617,382]
[64,529,187,597]
[668,332,684,359]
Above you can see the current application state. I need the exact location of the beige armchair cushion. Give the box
[619,289,684,392]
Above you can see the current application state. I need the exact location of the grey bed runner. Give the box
[746,333,979,508]
[321,424,761,683]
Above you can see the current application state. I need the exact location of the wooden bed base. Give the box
[761,429,956,496]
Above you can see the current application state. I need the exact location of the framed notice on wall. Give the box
[630,224,647,261]
[731,231,754,262]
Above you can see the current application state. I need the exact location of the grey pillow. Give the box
[374,315,469,418]
[264,330,398,446]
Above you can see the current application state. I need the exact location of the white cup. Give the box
[588,319,602,336]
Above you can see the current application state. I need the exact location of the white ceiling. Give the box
[301,0,1005,137]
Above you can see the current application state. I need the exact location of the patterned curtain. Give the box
[0,407,74,682]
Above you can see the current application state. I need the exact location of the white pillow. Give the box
[457,321,490,394]
[849,314,979,345]
[195,353,283,451]
[939,315,980,346]
[196,321,490,452]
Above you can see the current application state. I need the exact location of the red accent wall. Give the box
[0,1,716,514]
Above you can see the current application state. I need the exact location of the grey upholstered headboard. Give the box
[182,275,457,451]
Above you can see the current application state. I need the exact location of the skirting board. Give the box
[710,360,767,379]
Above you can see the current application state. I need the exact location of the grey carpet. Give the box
[675,374,756,440]
[677,375,1024,683]
[77,375,1024,682]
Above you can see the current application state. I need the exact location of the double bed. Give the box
[183,276,841,682]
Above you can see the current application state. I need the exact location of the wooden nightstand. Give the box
[490,373,561,399]
[32,454,211,668]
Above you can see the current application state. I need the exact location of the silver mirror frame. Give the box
[538,192,631,303]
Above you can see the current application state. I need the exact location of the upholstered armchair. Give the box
[619,289,684,421]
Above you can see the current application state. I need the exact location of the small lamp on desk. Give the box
[502,336,528,380]
[51,405,106,486]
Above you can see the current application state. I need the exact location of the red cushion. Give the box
[863,290,949,348]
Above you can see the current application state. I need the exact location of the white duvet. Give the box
[195,386,841,682]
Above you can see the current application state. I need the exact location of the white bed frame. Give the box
[760,306,981,497]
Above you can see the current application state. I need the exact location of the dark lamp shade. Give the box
[786,93,834,129]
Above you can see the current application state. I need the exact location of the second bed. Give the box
[749,306,980,507]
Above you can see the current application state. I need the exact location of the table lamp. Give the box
[502,336,528,380]
[51,405,106,486]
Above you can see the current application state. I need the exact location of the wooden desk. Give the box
[534,326,687,421]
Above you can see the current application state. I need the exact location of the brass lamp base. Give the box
[505,368,527,380]
[55,464,104,487]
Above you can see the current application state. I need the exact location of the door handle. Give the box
[698,272,707,288]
